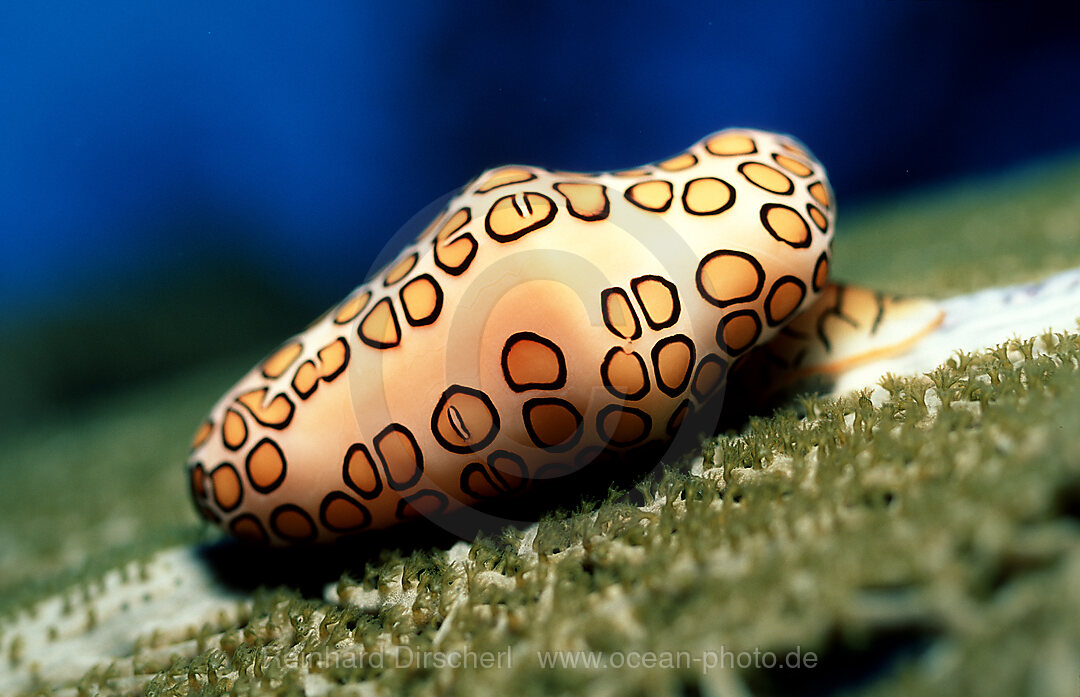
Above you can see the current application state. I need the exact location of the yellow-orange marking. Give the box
[705,133,756,156]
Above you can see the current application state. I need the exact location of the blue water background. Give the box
[2,1,1078,324]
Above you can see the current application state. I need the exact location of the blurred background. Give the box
[2,0,1080,427]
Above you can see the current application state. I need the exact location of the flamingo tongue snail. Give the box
[185,128,944,545]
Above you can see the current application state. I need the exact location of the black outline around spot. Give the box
[596,404,653,448]
[342,443,383,500]
[695,249,766,308]
[189,462,207,500]
[623,180,674,212]
[435,233,478,276]
[209,462,243,513]
[760,203,812,249]
[485,449,529,493]
[291,338,351,400]
[228,513,267,543]
[221,407,248,451]
[681,177,736,216]
[738,161,794,195]
[771,152,814,177]
[666,399,692,437]
[399,274,445,327]
[460,462,500,499]
[270,504,317,543]
[806,203,829,233]
[651,334,696,397]
[553,181,610,221]
[484,191,558,242]
[600,287,642,340]
[237,388,296,430]
[716,309,762,355]
[291,360,319,399]
[318,337,350,382]
[434,235,477,275]
[319,491,372,533]
[430,385,501,455]
[433,207,478,276]
[630,274,681,330]
[358,297,402,349]
[814,285,859,353]
[522,397,584,452]
[500,331,568,393]
[808,181,831,209]
[764,275,808,327]
[600,346,651,401]
[812,252,829,292]
[691,354,729,402]
[245,437,288,494]
[374,423,424,490]
[395,489,449,520]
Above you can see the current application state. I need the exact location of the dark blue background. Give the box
[3,1,1079,321]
